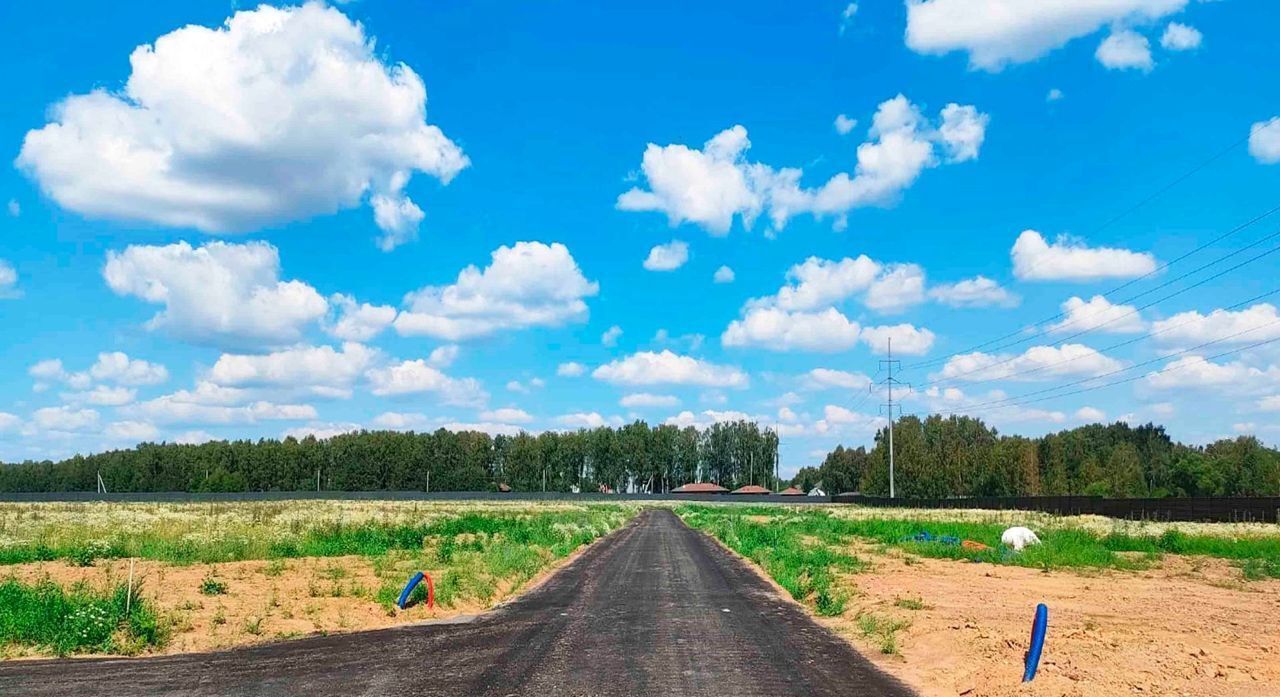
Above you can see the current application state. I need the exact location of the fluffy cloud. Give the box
[753,255,926,313]
[29,360,91,391]
[1075,406,1107,422]
[1096,29,1153,71]
[834,114,857,135]
[929,275,1018,308]
[90,352,169,386]
[283,422,364,441]
[105,420,160,442]
[1160,22,1201,50]
[394,242,598,341]
[1144,356,1280,392]
[371,412,433,430]
[64,386,137,407]
[620,393,680,408]
[1250,118,1280,165]
[365,359,487,406]
[1258,396,1280,412]
[16,4,466,250]
[32,406,100,433]
[209,342,380,397]
[1151,303,1280,346]
[642,240,689,271]
[713,266,735,284]
[1050,295,1145,334]
[131,384,317,425]
[860,323,936,355]
[324,295,396,342]
[557,362,587,377]
[864,264,926,313]
[556,412,616,429]
[905,0,1188,71]
[616,95,987,234]
[801,368,871,391]
[593,350,748,388]
[105,241,326,348]
[602,325,623,347]
[1011,230,1157,281]
[722,307,861,352]
[428,345,460,368]
[664,409,755,429]
[480,407,534,423]
[937,343,1124,382]
[0,413,24,433]
[0,260,18,299]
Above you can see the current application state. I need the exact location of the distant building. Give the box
[672,482,729,494]
[779,486,805,496]
[807,487,826,497]
[730,484,771,495]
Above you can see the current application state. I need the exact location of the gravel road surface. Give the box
[0,509,915,696]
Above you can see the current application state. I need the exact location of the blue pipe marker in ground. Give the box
[1022,603,1049,682]
[397,571,425,610]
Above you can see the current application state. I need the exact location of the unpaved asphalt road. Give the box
[0,509,915,696]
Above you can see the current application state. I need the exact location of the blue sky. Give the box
[2,0,1279,475]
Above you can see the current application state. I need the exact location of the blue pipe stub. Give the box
[397,571,425,610]
[1022,603,1049,682]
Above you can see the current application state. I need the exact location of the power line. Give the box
[914,234,1280,390]
[907,202,1280,372]
[936,322,1280,416]
[920,286,1280,389]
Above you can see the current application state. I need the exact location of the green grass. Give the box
[677,505,1280,576]
[855,611,910,655]
[678,506,865,615]
[199,575,227,596]
[0,578,168,656]
[0,506,632,567]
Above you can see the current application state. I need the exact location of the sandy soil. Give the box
[3,550,581,657]
[822,550,1280,697]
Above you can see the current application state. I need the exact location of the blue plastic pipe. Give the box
[397,571,425,610]
[1022,603,1049,682]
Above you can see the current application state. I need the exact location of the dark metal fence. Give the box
[2,490,1276,523]
[831,494,1280,523]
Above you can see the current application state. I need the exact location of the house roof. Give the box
[778,486,805,495]
[730,484,772,495]
[671,482,729,494]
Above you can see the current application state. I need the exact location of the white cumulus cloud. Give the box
[324,294,396,342]
[929,275,1019,308]
[937,343,1124,382]
[1096,29,1154,72]
[0,260,19,299]
[620,393,681,408]
[1152,304,1280,346]
[16,4,467,251]
[722,307,861,352]
[104,241,326,348]
[643,240,689,271]
[1160,22,1201,51]
[1050,295,1145,334]
[394,242,598,341]
[209,342,380,397]
[905,0,1188,71]
[617,95,987,234]
[1250,118,1280,165]
[1011,230,1157,281]
[860,323,936,356]
[557,362,587,377]
[593,350,748,388]
[365,359,487,406]
[713,265,735,284]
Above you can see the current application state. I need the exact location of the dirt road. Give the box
[0,509,913,696]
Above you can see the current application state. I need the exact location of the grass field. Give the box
[0,501,634,657]
[677,504,1280,613]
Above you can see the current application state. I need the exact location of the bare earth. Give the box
[4,555,540,656]
[821,550,1280,697]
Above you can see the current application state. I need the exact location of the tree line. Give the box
[793,415,1280,498]
[0,421,781,494]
